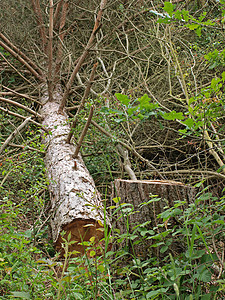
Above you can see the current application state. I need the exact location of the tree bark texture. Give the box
[111,179,195,257]
[40,86,108,255]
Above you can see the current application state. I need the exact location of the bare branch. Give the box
[54,0,69,84]
[0,40,44,82]
[0,107,48,132]
[116,144,137,180]
[58,0,107,113]
[0,52,37,86]
[91,120,165,179]
[2,85,42,106]
[0,33,44,77]
[67,62,98,144]
[73,106,94,158]
[48,0,54,101]
[0,117,31,155]
[0,97,42,119]
[53,0,64,27]
[31,0,48,52]
[8,143,45,154]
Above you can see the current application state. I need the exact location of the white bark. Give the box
[40,86,107,245]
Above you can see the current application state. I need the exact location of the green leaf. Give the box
[115,93,130,106]
[89,250,96,257]
[146,288,168,298]
[163,2,175,17]
[182,118,194,129]
[188,24,199,30]
[161,110,184,121]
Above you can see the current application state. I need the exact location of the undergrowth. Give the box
[0,188,225,299]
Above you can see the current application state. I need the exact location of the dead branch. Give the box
[0,33,44,77]
[90,120,165,179]
[67,62,98,144]
[0,52,36,86]
[53,0,64,27]
[0,106,48,132]
[73,105,94,158]
[31,0,47,52]
[0,97,42,119]
[2,85,42,106]
[48,0,54,101]
[58,0,107,113]
[54,0,69,83]
[8,143,45,154]
[0,117,31,155]
[0,40,44,82]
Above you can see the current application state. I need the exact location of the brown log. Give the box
[111,179,195,258]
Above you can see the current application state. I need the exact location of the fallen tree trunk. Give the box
[40,87,108,255]
[112,179,195,257]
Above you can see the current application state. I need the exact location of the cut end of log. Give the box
[55,219,106,257]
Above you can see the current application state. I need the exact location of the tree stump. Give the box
[111,179,195,258]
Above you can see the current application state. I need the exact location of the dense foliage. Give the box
[1,0,225,299]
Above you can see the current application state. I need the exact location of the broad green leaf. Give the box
[89,250,96,257]
[161,110,184,121]
[182,118,194,129]
[115,93,130,106]
[163,2,175,17]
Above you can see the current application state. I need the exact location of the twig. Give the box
[48,0,54,101]
[58,0,107,113]
[0,33,44,76]
[0,40,44,82]
[2,85,42,105]
[72,106,94,158]
[8,143,45,154]
[66,62,98,144]
[54,0,69,83]
[31,0,47,52]
[90,120,165,179]
[0,106,47,132]
[0,97,42,119]
[0,117,31,155]
[0,52,35,86]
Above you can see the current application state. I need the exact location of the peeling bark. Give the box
[40,86,108,255]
